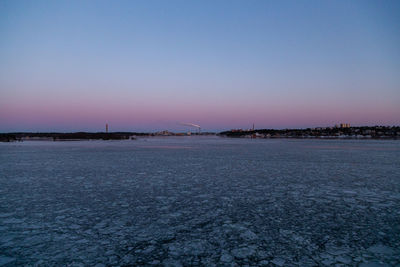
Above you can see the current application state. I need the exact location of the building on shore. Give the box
[340,123,351,128]
[335,123,351,128]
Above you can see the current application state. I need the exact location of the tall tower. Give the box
[106,123,108,133]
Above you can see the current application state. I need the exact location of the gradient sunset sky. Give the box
[1,0,399,132]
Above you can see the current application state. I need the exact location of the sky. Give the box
[1,0,399,132]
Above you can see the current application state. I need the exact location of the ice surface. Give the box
[0,137,400,265]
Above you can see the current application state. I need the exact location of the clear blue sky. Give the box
[1,0,399,132]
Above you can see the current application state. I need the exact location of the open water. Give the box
[0,137,399,266]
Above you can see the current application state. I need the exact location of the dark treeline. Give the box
[0,132,149,142]
[219,126,400,139]
[2,126,400,142]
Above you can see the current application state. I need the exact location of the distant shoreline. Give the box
[0,132,215,142]
[219,126,400,140]
[1,126,399,142]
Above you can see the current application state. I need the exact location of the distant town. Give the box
[220,124,400,139]
[1,124,399,142]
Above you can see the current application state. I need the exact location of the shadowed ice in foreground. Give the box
[0,137,399,266]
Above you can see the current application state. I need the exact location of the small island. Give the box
[0,131,215,142]
[0,132,145,142]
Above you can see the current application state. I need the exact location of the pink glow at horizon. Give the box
[1,98,399,132]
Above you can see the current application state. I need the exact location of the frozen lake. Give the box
[1,137,400,266]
